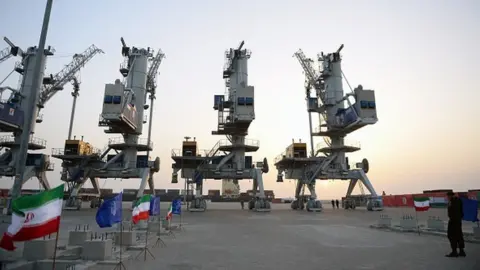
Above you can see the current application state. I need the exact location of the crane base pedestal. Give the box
[249,198,271,212]
[189,198,206,212]
[306,199,323,212]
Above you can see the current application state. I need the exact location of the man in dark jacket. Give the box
[446,191,466,257]
[331,200,335,209]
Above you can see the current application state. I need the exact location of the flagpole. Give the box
[415,210,420,235]
[51,220,61,270]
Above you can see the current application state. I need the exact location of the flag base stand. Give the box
[135,227,155,261]
[113,261,127,270]
[135,246,155,261]
[153,234,167,248]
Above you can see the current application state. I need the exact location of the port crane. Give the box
[274,44,383,212]
[171,41,270,212]
[0,37,102,202]
[52,37,162,211]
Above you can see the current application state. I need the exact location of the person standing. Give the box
[335,199,340,209]
[331,199,335,209]
[446,191,466,257]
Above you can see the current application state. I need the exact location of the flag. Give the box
[149,196,160,216]
[172,199,181,215]
[414,197,430,211]
[166,203,173,221]
[0,184,64,251]
[460,197,479,222]
[132,195,151,224]
[95,193,122,228]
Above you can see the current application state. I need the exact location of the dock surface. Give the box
[2,203,479,270]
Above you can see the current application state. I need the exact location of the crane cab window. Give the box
[245,97,254,106]
[104,95,113,104]
[237,97,246,105]
[112,96,122,104]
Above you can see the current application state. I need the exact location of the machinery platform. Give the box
[217,138,259,153]
[0,135,47,150]
[315,141,361,154]
[107,137,153,152]
[274,156,325,169]
[211,122,251,136]
[312,118,377,137]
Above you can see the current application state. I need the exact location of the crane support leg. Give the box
[7,166,36,197]
[248,168,270,212]
[305,182,323,212]
[190,179,206,212]
[290,180,304,210]
[35,169,51,190]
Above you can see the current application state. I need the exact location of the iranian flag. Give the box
[132,195,151,224]
[166,204,173,221]
[414,197,430,212]
[0,184,64,251]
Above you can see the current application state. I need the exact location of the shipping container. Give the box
[155,189,166,194]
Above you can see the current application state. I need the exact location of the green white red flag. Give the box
[132,195,151,224]
[0,184,64,251]
[414,197,430,212]
[166,204,173,220]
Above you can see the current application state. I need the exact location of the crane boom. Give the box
[293,49,326,103]
[0,47,12,64]
[146,49,165,92]
[38,44,104,107]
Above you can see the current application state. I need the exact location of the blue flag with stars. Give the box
[95,193,122,228]
[150,196,160,216]
[172,198,182,215]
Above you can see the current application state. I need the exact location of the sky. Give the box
[0,0,479,199]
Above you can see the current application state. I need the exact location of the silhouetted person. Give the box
[240,199,245,210]
[335,199,339,209]
[331,200,335,209]
[446,191,465,257]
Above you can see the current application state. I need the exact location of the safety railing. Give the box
[171,149,181,157]
[171,148,223,158]
[217,138,259,148]
[51,148,64,156]
[0,135,47,148]
[108,137,153,149]
[51,146,102,157]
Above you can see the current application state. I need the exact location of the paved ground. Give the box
[2,203,480,270]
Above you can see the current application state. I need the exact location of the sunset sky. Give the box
[0,0,478,199]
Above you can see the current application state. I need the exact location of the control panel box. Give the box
[233,86,255,122]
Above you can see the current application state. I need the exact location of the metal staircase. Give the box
[306,153,337,183]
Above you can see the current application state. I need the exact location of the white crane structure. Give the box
[274,44,383,212]
[171,41,270,212]
[0,36,102,201]
[52,38,162,210]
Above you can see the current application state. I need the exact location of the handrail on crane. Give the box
[37,44,104,108]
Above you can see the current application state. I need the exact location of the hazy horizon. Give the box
[0,0,479,199]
